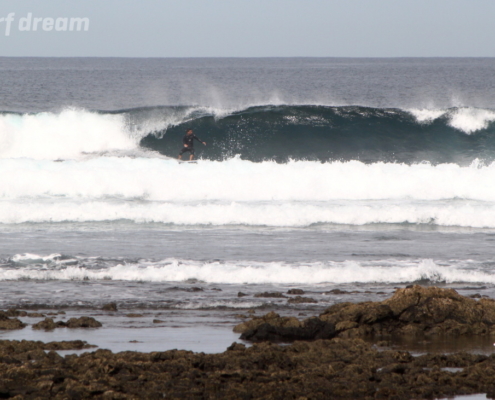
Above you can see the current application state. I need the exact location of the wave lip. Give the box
[409,107,495,134]
[140,104,495,164]
[2,104,495,163]
[0,256,492,285]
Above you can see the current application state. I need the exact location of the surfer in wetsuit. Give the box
[178,129,206,160]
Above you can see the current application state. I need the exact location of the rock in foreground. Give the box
[1,338,495,399]
[236,285,495,342]
[33,317,102,330]
[0,311,26,330]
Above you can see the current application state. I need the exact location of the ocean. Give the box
[1,57,495,352]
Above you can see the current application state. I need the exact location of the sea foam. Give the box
[1,157,495,227]
[409,107,495,134]
[0,109,139,160]
[2,256,493,285]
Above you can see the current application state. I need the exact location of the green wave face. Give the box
[138,105,495,164]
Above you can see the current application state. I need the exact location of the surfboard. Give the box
[178,160,198,164]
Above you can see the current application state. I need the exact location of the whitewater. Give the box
[1,57,495,317]
[1,103,495,228]
[2,255,495,285]
[0,156,494,227]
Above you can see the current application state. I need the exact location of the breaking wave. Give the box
[1,105,495,163]
[2,255,493,285]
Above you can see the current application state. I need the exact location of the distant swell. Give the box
[1,105,495,163]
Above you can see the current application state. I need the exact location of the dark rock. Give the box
[102,302,118,311]
[32,318,63,330]
[287,296,317,304]
[125,313,143,318]
[287,289,305,295]
[188,287,203,292]
[233,311,301,333]
[43,340,96,350]
[240,286,495,343]
[0,339,94,355]
[66,317,102,328]
[34,316,102,329]
[237,292,248,297]
[254,291,287,298]
[0,312,26,330]
[328,289,349,294]
[27,312,45,317]
[152,319,164,324]
[226,342,246,351]
[0,337,491,399]
[4,309,27,317]
[327,289,361,295]
[319,285,495,337]
[241,317,336,342]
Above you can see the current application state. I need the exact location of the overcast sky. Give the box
[0,0,493,57]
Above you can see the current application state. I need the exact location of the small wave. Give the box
[10,253,62,263]
[174,301,264,310]
[0,257,493,285]
[4,199,495,228]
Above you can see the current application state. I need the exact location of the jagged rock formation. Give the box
[236,285,495,342]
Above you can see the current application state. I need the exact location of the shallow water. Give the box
[0,324,239,354]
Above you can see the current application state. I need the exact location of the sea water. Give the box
[1,58,495,352]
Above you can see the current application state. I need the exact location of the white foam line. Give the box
[1,258,494,285]
[409,107,495,134]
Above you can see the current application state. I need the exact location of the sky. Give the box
[0,0,493,57]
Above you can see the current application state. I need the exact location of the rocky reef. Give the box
[0,311,26,330]
[0,311,102,331]
[236,285,495,342]
[1,337,495,399]
[33,317,102,330]
[2,286,495,399]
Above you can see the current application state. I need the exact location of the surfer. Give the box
[178,129,206,161]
